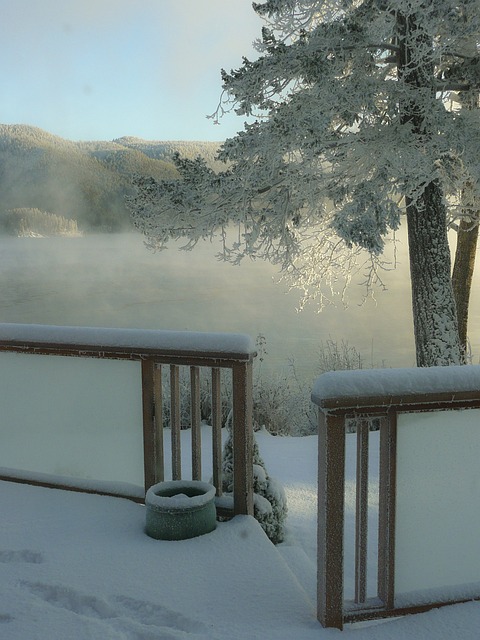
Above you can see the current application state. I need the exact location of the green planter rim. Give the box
[146,480,216,513]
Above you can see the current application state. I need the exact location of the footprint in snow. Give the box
[23,582,116,619]
[0,614,14,623]
[0,550,43,564]
[115,595,208,633]
[22,581,210,638]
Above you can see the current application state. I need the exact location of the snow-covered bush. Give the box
[221,427,287,545]
[317,338,365,373]
[252,335,317,436]
[251,336,382,436]
[252,367,316,436]
[316,337,384,433]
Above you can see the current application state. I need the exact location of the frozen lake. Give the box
[0,230,472,380]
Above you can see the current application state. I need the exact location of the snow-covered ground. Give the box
[1,429,480,639]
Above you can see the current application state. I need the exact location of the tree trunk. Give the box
[451,88,479,361]
[406,185,461,366]
[452,217,479,360]
[397,10,461,366]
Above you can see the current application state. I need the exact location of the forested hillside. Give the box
[112,137,225,172]
[0,207,81,237]
[0,125,221,232]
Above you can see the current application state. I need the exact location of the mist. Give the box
[0,230,425,381]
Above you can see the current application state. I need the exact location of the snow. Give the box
[253,463,267,483]
[254,492,274,516]
[0,467,145,500]
[145,480,216,510]
[312,365,480,407]
[0,322,256,357]
[1,428,480,638]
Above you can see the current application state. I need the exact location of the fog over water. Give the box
[1,231,477,380]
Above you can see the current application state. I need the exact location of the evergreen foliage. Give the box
[128,0,480,367]
[113,138,224,172]
[0,208,80,237]
[221,426,287,544]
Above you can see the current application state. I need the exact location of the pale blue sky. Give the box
[1,0,261,142]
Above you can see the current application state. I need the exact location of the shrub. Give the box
[221,426,287,544]
[316,338,365,373]
[317,338,384,433]
[251,366,317,436]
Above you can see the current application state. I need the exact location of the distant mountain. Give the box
[112,137,226,172]
[0,125,222,232]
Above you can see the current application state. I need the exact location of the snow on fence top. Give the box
[312,365,480,411]
[0,323,256,361]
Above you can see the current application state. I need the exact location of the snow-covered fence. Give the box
[0,323,255,517]
[312,366,480,629]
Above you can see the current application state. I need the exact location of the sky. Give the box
[1,0,262,142]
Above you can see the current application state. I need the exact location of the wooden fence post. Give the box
[153,364,164,483]
[317,411,345,630]
[190,366,202,480]
[211,367,223,496]
[232,361,254,516]
[170,365,181,480]
[141,360,156,493]
[378,410,397,609]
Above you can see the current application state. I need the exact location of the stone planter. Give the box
[145,480,217,541]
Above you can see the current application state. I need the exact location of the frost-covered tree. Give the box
[129,0,480,367]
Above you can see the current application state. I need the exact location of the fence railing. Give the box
[312,365,480,629]
[0,323,255,517]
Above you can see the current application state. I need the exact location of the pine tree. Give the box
[129,0,480,367]
[221,427,287,544]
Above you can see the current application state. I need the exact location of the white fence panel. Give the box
[395,408,480,601]
[0,352,144,486]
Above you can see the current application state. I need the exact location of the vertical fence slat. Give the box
[153,364,164,483]
[355,418,369,604]
[211,367,223,496]
[170,364,181,480]
[232,361,254,516]
[378,410,397,610]
[317,412,345,630]
[141,360,156,493]
[190,366,202,480]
